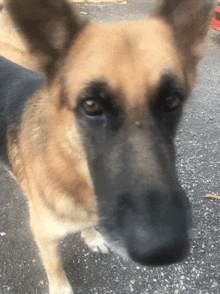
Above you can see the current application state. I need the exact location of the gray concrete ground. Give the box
[1,1,220,293]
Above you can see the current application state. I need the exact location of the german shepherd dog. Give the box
[0,0,214,293]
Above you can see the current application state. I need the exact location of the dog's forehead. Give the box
[65,17,183,108]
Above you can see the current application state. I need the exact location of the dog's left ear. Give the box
[7,0,86,77]
[154,0,215,64]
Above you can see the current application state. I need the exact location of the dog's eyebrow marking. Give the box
[156,72,189,99]
[76,80,117,110]
[75,80,124,123]
[79,80,109,100]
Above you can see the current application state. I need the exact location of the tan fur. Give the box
[4,0,214,293]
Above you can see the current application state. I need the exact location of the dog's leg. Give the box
[29,204,73,294]
[81,227,108,254]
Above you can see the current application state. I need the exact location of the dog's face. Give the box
[8,0,214,266]
[63,19,191,265]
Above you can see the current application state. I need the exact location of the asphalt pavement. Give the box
[1,1,220,293]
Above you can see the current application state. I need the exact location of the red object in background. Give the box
[212,4,220,31]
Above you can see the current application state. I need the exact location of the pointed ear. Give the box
[7,0,86,77]
[154,0,215,63]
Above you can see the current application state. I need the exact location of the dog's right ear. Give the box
[7,0,86,77]
[154,0,214,65]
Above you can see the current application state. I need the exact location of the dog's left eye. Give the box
[82,99,103,116]
[163,95,181,112]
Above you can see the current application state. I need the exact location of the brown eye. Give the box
[164,96,181,112]
[82,99,103,116]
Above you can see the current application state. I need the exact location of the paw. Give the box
[86,233,109,254]
[81,227,109,254]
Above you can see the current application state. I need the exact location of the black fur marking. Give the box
[0,56,44,167]
[151,73,189,137]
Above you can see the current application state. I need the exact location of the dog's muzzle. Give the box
[100,188,191,267]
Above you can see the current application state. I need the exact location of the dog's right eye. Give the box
[163,95,182,112]
[82,99,103,116]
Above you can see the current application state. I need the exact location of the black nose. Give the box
[116,188,191,266]
[126,223,189,266]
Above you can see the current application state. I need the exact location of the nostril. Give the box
[126,225,189,266]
